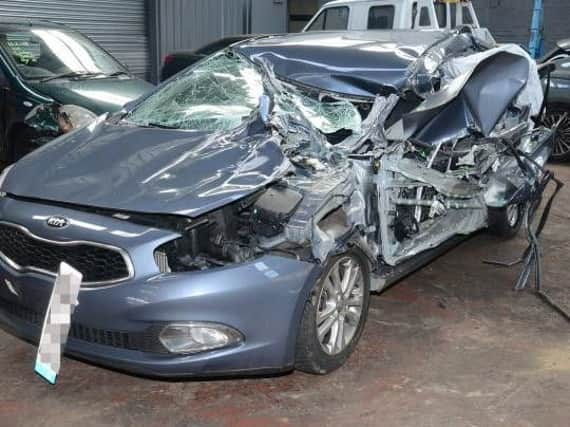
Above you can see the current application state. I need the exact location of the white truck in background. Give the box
[303,0,481,32]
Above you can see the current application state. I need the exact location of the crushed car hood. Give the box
[237,30,449,97]
[3,121,289,217]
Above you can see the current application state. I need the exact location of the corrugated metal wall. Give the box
[0,0,150,79]
[251,0,288,34]
[149,0,288,83]
[155,0,249,53]
[475,0,570,51]
[151,0,250,80]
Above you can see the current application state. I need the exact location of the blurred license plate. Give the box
[34,263,82,384]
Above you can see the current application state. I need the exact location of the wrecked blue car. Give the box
[0,30,557,378]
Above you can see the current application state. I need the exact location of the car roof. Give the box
[238,29,446,53]
[236,30,448,98]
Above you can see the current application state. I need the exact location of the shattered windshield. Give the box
[127,50,362,135]
[128,52,264,132]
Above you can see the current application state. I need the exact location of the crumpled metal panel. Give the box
[397,52,537,143]
[388,158,481,199]
[237,31,448,97]
[442,44,543,117]
[485,129,553,208]
[376,147,487,266]
[3,121,291,218]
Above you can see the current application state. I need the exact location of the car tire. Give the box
[543,103,570,162]
[295,250,370,375]
[488,203,524,239]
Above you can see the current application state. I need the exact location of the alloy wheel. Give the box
[315,256,365,356]
[543,110,570,159]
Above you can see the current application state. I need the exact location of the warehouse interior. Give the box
[0,1,568,426]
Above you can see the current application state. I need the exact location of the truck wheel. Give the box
[295,250,370,374]
[543,103,570,162]
[488,203,524,239]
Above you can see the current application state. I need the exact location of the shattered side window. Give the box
[128,52,264,132]
[281,92,362,135]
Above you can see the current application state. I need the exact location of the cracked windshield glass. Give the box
[127,50,362,134]
[127,52,264,132]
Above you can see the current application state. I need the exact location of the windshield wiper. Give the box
[145,122,181,130]
[105,71,130,77]
[40,71,105,83]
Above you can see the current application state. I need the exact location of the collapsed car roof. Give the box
[235,30,449,98]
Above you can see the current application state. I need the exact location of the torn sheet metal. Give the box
[35,263,82,384]
[337,94,400,152]
[442,44,543,117]
[376,148,487,266]
[390,42,542,143]
[485,129,553,208]
[387,158,481,199]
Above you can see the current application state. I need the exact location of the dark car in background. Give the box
[161,35,258,81]
[0,20,154,162]
[541,39,570,162]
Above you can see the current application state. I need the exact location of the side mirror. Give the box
[259,94,274,126]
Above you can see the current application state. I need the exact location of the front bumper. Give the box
[0,197,319,378]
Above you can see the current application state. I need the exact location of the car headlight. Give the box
[58,105,98,132]
[159,322,244,355]
[25,104,98,134]
[0,165,14,194]
[422,51,443,74]
[409,51,444,97]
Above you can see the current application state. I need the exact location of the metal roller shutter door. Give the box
[0,0,150,80]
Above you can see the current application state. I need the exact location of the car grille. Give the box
[0,296,168,354]
[0,223,131,284]
[0,296,42,325]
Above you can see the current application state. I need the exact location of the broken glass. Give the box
[128,52,264,132]
[282,92,362,135]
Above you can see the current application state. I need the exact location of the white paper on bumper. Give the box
[35,262,82,384]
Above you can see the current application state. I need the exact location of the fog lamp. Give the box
[159,322,243,355]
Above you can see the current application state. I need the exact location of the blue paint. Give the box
[529,0,544,59]
[35,360,57,385]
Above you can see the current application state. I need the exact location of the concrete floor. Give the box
[1,166,569,427]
